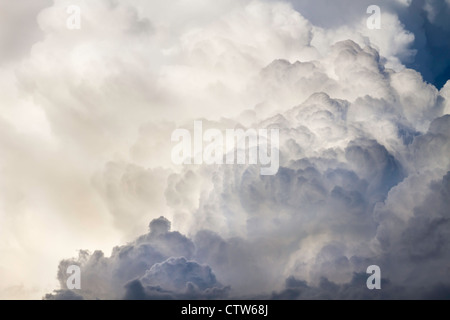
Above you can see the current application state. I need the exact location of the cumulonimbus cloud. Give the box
[0,0,448,299]
[46,35,449,298]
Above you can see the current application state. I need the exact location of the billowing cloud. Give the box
[0,0,448,299]
[45,217,228,300]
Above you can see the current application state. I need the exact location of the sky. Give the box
[0,0,449,299]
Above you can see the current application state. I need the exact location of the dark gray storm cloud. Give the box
[45,216,229,300]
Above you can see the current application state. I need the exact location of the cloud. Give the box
[44,289,84,300]
[44,217,228,300]
[45,35,449,298]
[0,0,51,64]
[127,257,230,300]
[289,0,450,88]
[0,0,448,299]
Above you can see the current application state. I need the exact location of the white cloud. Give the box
[0,0,448,299]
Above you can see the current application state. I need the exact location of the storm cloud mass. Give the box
[0,0,449,299]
